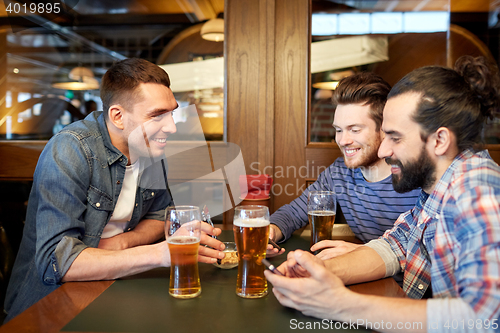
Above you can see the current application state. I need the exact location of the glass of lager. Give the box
[166,205,202,299]
[233,205,270,298]
[307,191,336,249]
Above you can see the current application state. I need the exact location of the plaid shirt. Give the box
[380,149,500,320]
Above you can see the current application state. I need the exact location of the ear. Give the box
[431,127,452,156]
[108,104,125,130]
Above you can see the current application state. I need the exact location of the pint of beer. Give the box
[309,210,336,246]
[166,206,202,299]
[307,191,336,249]
[233,206,270,298]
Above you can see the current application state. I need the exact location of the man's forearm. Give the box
[324,246,387,285]
[62,242,168,282]
[123,219,165,247]
[99,219,165,250]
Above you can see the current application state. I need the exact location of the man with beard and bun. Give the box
[266,56,500,332]
[267,72,420,257]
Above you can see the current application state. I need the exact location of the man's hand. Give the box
[267,224,285,257]
[311,240,362,260]
[275,250,314,278]
[265,250,353,320]
[197,222,225,264]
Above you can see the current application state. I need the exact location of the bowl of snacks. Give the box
[213,241,238,269]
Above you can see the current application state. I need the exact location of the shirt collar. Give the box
[95,111,128,166]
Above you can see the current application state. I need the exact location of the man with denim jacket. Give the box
[4,58,225,321]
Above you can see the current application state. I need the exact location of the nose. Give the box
[378,136,392,159]
[162,114,177,134]
[337,131,353,147]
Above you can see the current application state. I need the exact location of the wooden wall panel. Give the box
[225,0,309,214]
[225,0,273,176]
[273,0,310,210]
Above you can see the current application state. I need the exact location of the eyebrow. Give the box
[148,104,179,117]
[383,130,402,136]
[332,123,365,129]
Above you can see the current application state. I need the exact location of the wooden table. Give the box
[0,231,405,333]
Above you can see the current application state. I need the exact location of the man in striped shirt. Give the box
[268,72,420,257]
[267,57,500,331]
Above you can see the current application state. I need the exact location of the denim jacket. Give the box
[4,111,172,321]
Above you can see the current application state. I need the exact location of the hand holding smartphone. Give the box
[262,258,284,276]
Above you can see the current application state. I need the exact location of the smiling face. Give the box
[333,103,383,169]
[121,83,178,163]
[378,92,437,193]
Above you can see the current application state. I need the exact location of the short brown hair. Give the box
[100,58,171,119]
[332,72,391,131]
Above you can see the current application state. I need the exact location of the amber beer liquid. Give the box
[309,210,336,248]
[233,218,270,298]
[168,235,201,299]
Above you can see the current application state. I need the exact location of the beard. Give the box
[343,135,382,169]
[385,146,436,193]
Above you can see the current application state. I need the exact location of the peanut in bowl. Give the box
[213,242,238,269]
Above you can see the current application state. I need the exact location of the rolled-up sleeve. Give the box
[365,238,401,277]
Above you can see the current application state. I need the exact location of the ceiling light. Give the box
[312,81,339,90]
[312,69,355,90]
[52,66,99,90]
[201,18,224,42]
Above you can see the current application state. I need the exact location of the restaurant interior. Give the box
[1,0,500,326]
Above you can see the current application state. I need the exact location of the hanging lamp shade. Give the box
[201,18,224,42]
[52,66,99,90]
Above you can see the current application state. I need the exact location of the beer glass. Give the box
[166,205,202,299]
[307,191,336,249]
[233,205,270,298]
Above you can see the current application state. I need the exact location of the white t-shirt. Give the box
[101,161,140,239]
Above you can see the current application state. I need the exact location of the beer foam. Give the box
[233,218,270,228]
[167,235,200,244]
[308,210,336,216]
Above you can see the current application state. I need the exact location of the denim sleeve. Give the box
[33,132,92,284]
[142,187,172,221]
[270,167,334,242]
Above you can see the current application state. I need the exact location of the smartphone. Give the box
[261,258,284,276]
[268,238,281,251]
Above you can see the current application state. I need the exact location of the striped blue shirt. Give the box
[270,158,421,243]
